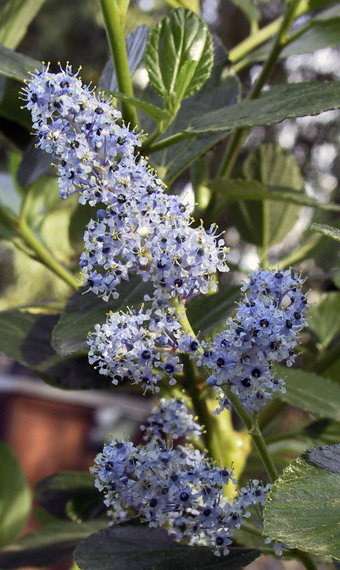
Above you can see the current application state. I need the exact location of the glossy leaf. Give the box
[107,91,171,122]
[99,25,148,92]
[0,82,31,128]
[148,36,238,183]
[321,357,340,386]
[35,472,104,521]
[0,0,46,50]
[74,526,260,570]
[0,307,111,390]
[164,75,240,184]
[0,171,21,215]
[68,201,95,254]
[0,520,107,569]
[220,144,304,247]
[303,418,340,446]
[263,447,340,559]
[0,44,41,81]
[248,6,340,62]
[275,366,340,421]
[311,223,340,243]
[230,0,261,21]
[52,275,152,356]
[187,285,240,337]
[20,176,65,229]
[0,444,31,548]
[163,0,200,12]
[308,292,340,349]
[187,82,340,133]
[209,178,340,211]
[145,8,213,111]
[307,444,340,473]
[17,143,54,188]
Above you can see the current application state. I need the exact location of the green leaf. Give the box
[17,143,54,188]
[317,355,340,386]
[163,74,240,184]
[187,82,340,133]
[74,526,260,570]
[303,418,340,445]
[52,276,152,357]
[145,8,214,111]
[0,44,42,81]
[0,171,22,216]
[216,144,304,247]
[0,0,46,49]
[208,177,340,250]
[275,366,340,421]
[229,0,261,22]
[209,178,340,211]
[20,176,64,229]
[267,231,324,270]
[107,91,172,122]
[0,443,31,548]
[35,472,103,522]
[313,4,340,20]
[248,6,340,62]
[311,223,340,243]
[263,446,340,559]
[281,19,340,57]
[99,25,148,92]
[0,520,107,569]
[308,292,340,349]
[0,307,111,390]
[163,0,200,11]
[309,0,340,9]
[68,201,95,254]
[307,443,340,472]
[187,285,240,337]
[0,82,31,128]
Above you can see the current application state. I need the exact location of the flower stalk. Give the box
[99,0,138,127]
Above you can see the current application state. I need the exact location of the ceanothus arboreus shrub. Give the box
[21,63,308,561]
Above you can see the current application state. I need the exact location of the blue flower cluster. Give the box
[23,65,229,303]
[198,269,307,413]
[92,436,275,555]
[23,64,139,202]
[23,67,305,559]
[140,397,203,442]
[23,67,307,411]
[87,306,191,393]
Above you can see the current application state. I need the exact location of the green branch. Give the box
[170,296,278,482]
[169,296,317,569]
[143,131,192,154]
[228,0,309,65]
[0,205,79,290]
[217,0,306,180]
[99,0,138,127]
[18,219,79,290]
[181,355,223,461]
[225,389,278,483]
